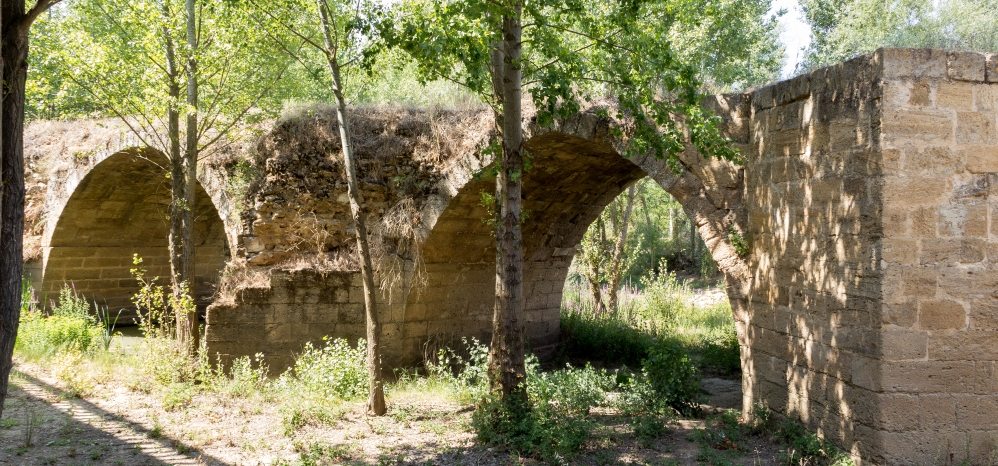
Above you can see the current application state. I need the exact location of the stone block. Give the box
[961,146,998,173]
[880,328,928,361]
[919,299,967,331]
[956,112,997,145]
[882,109,953,147]
[936,82,975,110]
[880,48,947,80]
[948,51,987,82]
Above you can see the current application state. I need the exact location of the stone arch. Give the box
[394,110,744,364]
[40,146,232,317]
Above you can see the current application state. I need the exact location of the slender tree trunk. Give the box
[162,0,189,343]
[176,0,199,356]
[606,185,637,313]
[668,207,676,240]
[316,0,386,416]
[0,9,29,420]
[584,216,608,315]
[488,5,527,403]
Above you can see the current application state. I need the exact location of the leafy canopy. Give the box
[801,0,998,71]
[381,0,748,166]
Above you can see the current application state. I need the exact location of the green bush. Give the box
[472,364,618,463]
[424,337,490,402]
[641,339,702,416]
[472,392,594,464]
[275,337,366,435]
[279,337,367,400]
[15,285,104,358]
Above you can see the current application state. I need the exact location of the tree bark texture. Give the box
[316,0,386,416]
[178,0,199,356]
[0,0,61,419]
[487,6,528,403]
[0,6,29,421]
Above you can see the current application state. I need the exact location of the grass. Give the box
[561,269,740,375]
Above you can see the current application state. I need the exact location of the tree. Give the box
[801,0,998,71]
[254,0,388,416]
[577,185,638,314]
[1,0,64,419]
[31,0,290,354]
[384,0,739,406]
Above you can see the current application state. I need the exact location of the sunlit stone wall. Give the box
[740,49,998,464]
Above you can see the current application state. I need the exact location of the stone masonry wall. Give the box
[737,49,998,464]
[871,49,998,464]
[740,52,886,462]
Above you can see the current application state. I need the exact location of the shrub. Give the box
[472,392,594,464]
[276,337,366,435]
[424,337,490,402]
[472,363,617,463]
[15,285,104,358]
[641,339,701,416]
[279,337,367,400]
[219,353,270,397]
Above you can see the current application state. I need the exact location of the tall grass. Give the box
[561,269,740,375]
[15,285,108,359]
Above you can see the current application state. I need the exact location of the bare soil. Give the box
[1,360,780,466]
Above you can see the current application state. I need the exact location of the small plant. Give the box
[220,353,269,397]
[22,408,38,448]
[162,382,197,412]
[130,254,174,338]
[15,285,106,358]
[95,303,122,351]
[727,226,750,258]
[424,337,490,403]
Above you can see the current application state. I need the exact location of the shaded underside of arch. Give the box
[42,151,229,316]
[396,131,645,359]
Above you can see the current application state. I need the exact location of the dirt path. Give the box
[2,360,776,466]
[1,371,207,465]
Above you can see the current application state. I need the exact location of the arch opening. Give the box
[41,149,230,321]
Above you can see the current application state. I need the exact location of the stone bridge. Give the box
[23,49,998,464]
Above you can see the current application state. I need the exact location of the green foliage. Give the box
[801,0,998,71]
[473,364,617,463]
[130,254,173,339]
[424,337,491,403]
[691,406,855,466]
[383,0,746,170]
[641,340,701,416]
[217,354,270,398]
[15,285,105,358]
[562,266,740,375]
[728,227,750,258]
[560,311,656,367]
[278,337,368,401]
[275,337,367,434]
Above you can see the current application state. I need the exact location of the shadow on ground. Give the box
[0,372,221,465]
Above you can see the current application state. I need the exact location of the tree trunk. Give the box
[316,0,386,416]
[0,10,30,421]
[487,5,527,403]
[162,0,188,343]
[606,185,637,313]
[177,0,200,356]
